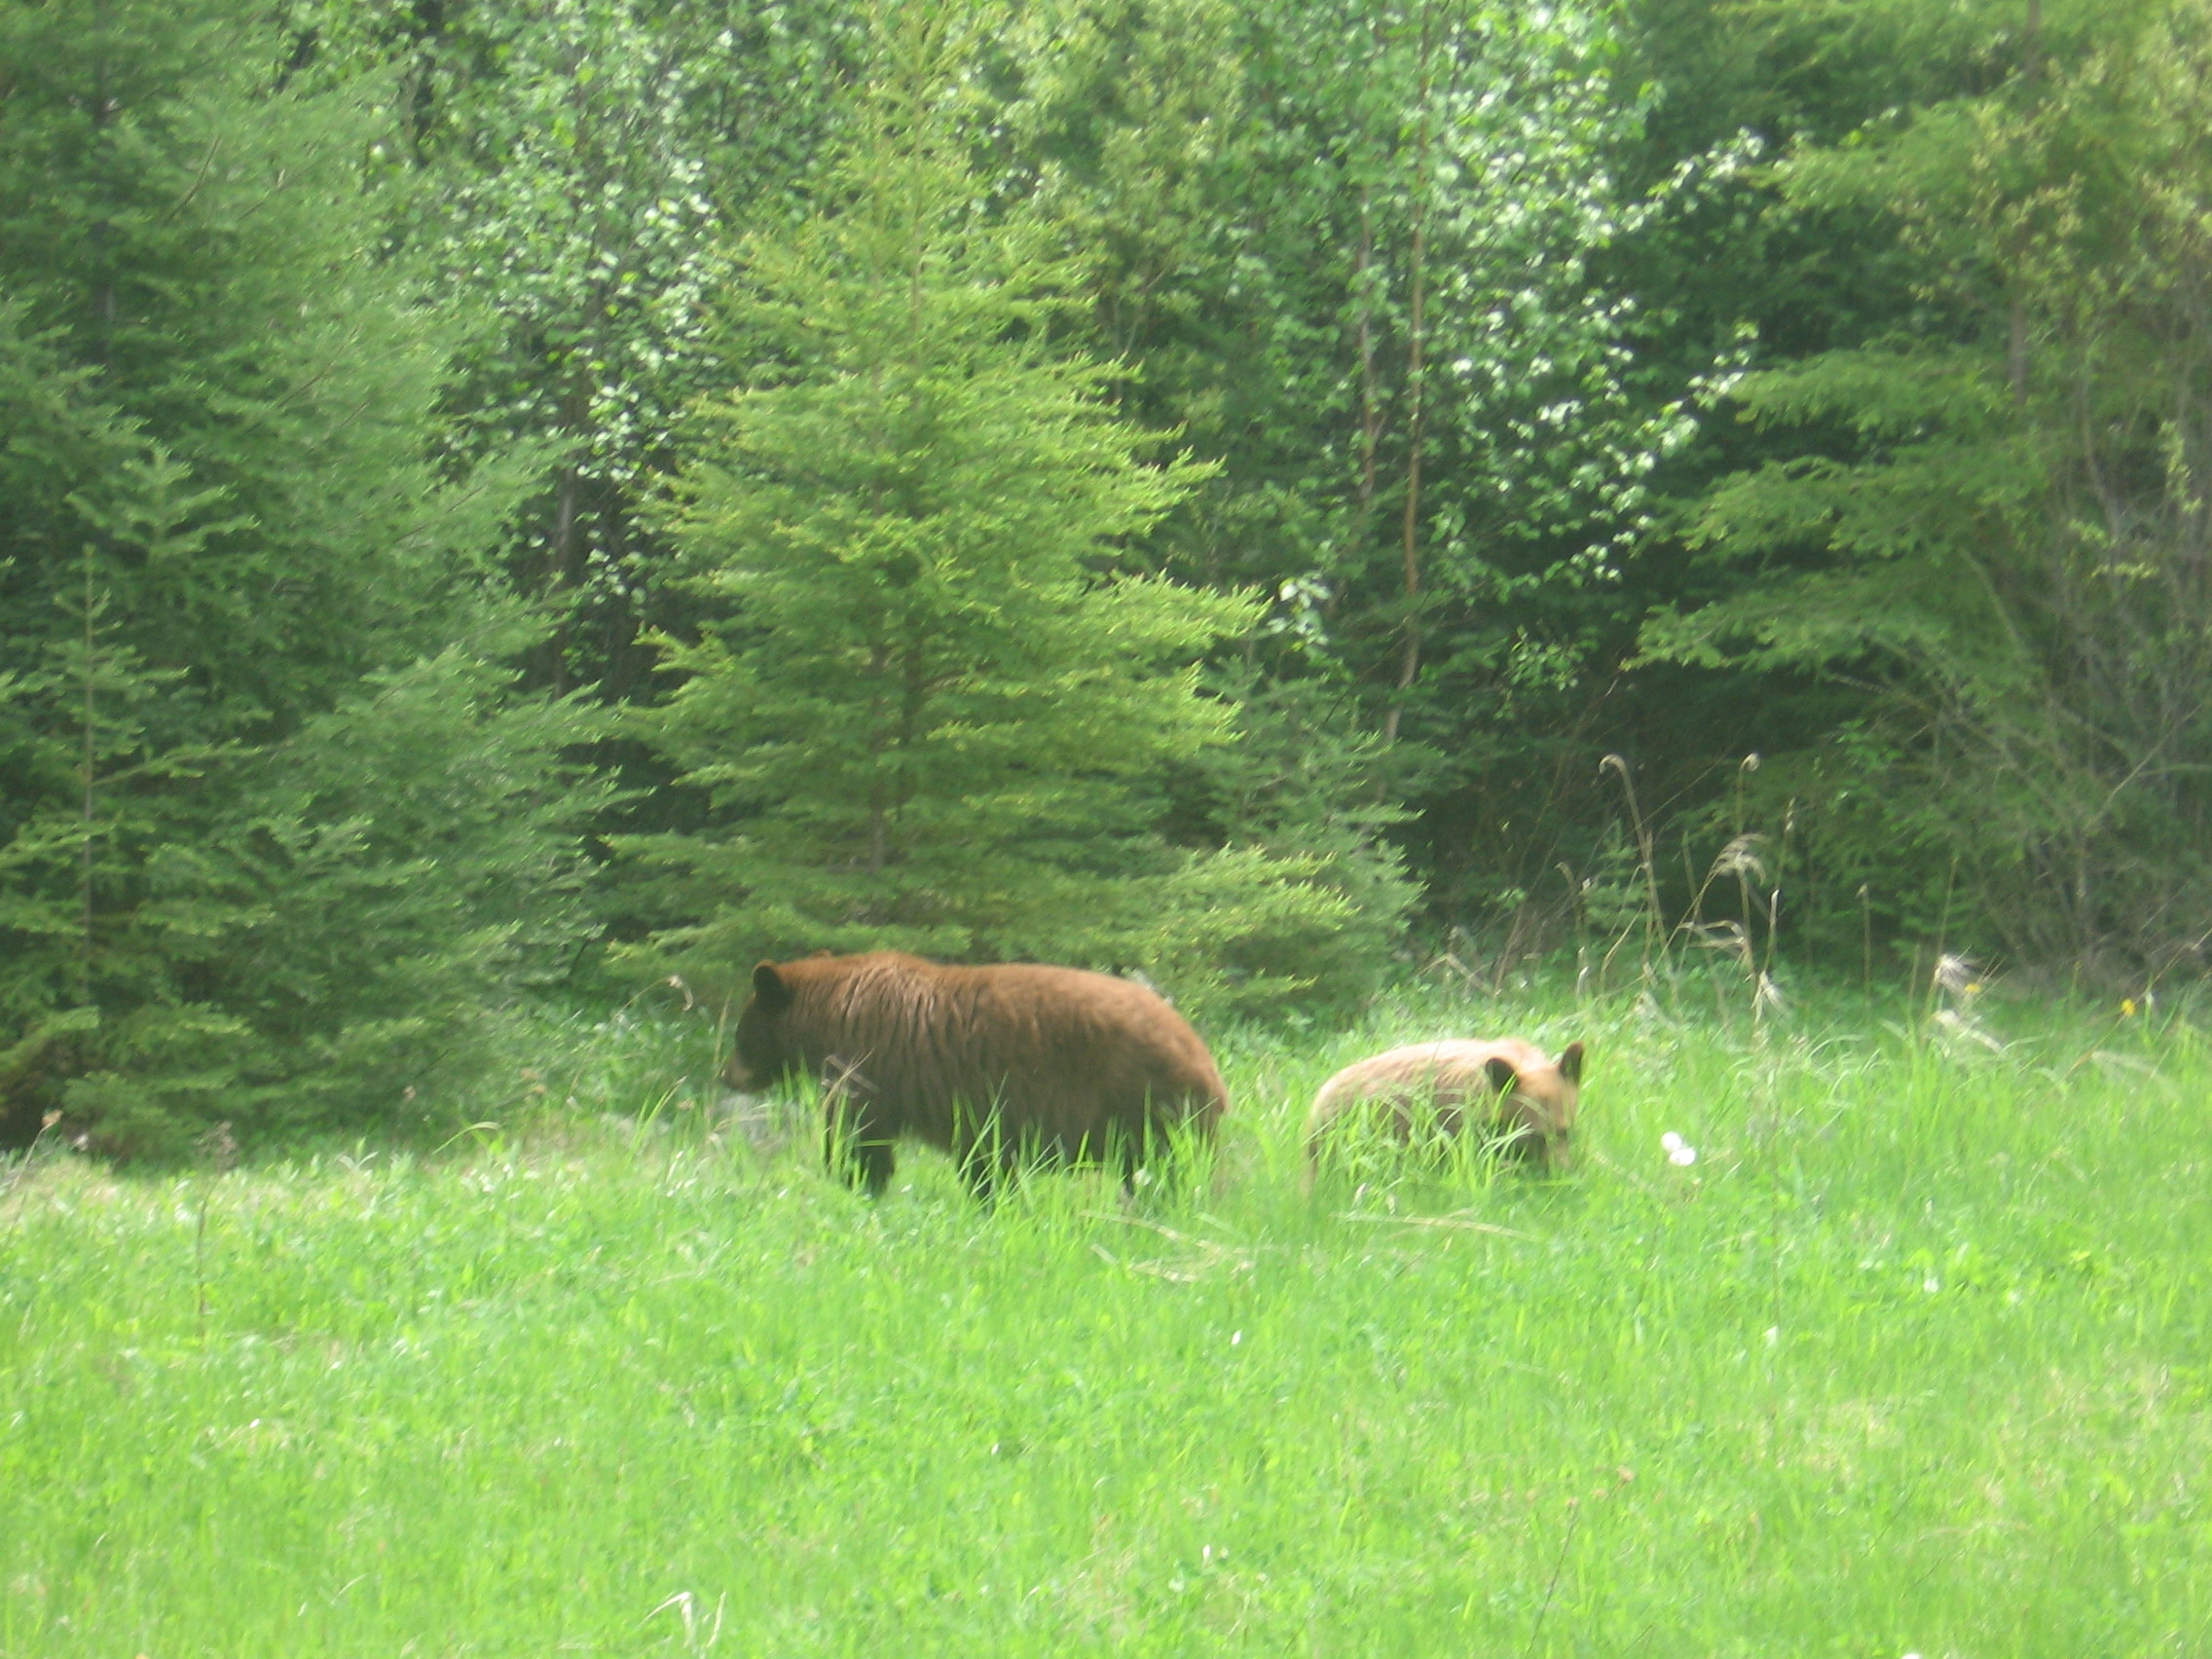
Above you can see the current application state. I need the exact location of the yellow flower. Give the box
[2120,998,2139,1017]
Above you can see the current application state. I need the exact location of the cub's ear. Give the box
[1483,1054,1520,1094]
[751,961,794,1012]
[1558,1041,1585,1085]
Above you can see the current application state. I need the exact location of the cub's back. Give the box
[1311,1038,1551,1117]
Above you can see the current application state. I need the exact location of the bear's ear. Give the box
[1483,1054,1520,1094]
[1558,1041,1585,1085]
[751,961,794,1012]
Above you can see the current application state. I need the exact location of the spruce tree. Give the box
[0,0,605,1154]
[626,3,1355,1008]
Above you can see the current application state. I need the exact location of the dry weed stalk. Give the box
[1599,754,1668,982]
[1591,752,1802,1024]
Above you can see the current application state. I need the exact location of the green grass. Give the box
[4,981,2208,1655]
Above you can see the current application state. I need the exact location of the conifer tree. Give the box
[627,2,1360,1008]
[1641,0,2212,971]
[0,0,606,1154]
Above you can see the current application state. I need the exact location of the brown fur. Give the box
[1305,1038,1585,1175]
[727,951,1228,1198]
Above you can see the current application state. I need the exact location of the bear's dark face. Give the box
[725,962,797,1090]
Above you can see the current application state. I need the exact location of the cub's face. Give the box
[724,962,796,1091]
[1496,1042,1583,1170]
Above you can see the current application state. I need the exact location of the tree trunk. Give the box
[2009,0,2043,408]
[1383,5,1433,747]
[1356,188,1381,517]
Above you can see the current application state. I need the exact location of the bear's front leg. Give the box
[955,1140,1012,1206]
[822,1055,896,1198]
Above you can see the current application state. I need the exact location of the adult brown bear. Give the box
[1305,1037,1584,1176]
[727,951,1229,1199]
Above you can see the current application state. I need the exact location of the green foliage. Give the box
[1000,0,1710,932]
[1022,0,1688,611]
[1643,0,2212,975]
[16,0,2210,1117]
[218,647,612,1138]
[624,4,1366,1013]
[1161,669,1422,1013]
[296,0,869,696]
[0,0,607,1156]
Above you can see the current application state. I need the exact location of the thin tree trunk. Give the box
[866,642,891,875]
[549,465,580,581]
[891,629,931,874]
[544,461,580,694]
[81,42,116,1007]
[2009,0,2043,408]
[544,358,594,692]
[90,45,116,369]
[1355,189,1381,517]
[80,547,97,1006]
[1386,208,1426,726]
[1383,5,1433,746]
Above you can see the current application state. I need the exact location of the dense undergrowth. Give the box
[3,977,2207,1655]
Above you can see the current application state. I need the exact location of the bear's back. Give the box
[1307,1038,1580,1164]
[786,952,1227,1144]
[1312,1038,1554,1117]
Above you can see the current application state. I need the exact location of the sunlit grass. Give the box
[3,979,2207,1655]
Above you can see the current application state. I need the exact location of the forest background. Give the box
[5,0,2210,1158]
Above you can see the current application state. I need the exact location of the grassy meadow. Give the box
[3,976,2208,1656]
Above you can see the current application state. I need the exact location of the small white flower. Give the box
[1662,1131,1697,1166]
[1231,1330,1242,1346]
[1923,1275,1940,1294]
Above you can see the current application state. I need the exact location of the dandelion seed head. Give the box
[1934,953,1978,995]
